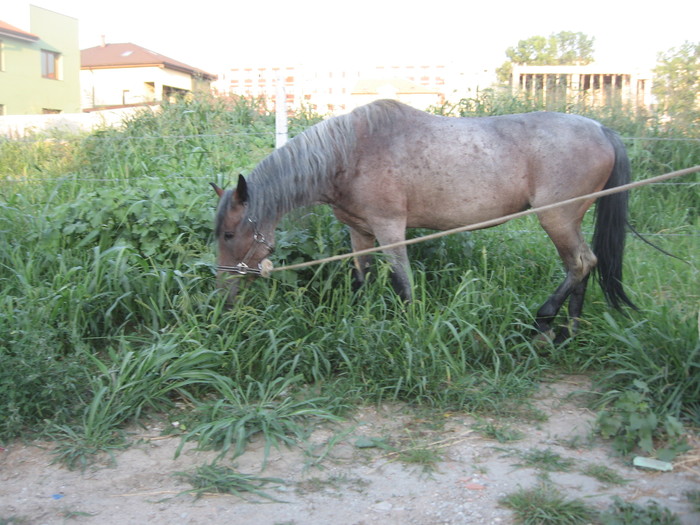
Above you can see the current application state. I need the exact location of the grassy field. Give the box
[0,94,698,475]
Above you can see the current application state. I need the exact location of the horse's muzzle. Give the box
[216,258,273,306]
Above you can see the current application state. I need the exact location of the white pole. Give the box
[275,73,288,148]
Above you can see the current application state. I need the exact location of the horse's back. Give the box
[347,102,615,230]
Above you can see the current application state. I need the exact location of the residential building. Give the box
[214,63,494,114]
[511,64,654,109]
[80,42,217,109]
[0,6,81,115]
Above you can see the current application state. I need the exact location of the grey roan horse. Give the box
[212,99,635,341]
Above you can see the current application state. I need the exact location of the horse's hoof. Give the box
[533,329,555,347]
[553,329,573,345]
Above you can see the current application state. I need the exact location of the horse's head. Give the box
[211,175,275,305]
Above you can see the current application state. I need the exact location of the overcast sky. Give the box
[5,1,698,74]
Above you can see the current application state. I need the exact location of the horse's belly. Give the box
[405,181,528,231]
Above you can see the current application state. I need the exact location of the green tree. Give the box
[653,41,699,128]
[497,31,595,83]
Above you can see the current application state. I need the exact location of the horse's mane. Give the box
[245,116,354,221]
[215,100,411,230]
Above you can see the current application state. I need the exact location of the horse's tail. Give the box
[592,127,637,310]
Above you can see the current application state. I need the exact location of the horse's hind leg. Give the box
[553,275,590,343]
[536,210,597,340]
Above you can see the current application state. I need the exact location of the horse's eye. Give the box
[224,232,234,241]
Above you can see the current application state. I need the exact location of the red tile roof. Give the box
[81,42,216,80]
[0,20,39,42]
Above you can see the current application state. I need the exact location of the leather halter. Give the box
[217,216,274,276]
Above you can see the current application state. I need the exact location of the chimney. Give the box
[100,35,106,47]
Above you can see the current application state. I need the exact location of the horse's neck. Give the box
[249,163,333,222]
[250,182,321,223]
[252,192,313,242]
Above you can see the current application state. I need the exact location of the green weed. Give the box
[296,473,369,495]
[472,420,525,442]
[599,496,681,524]
[49,339,232,469]
[60,510,98,519]
[508,447,577,472]
[499,482,597,524]
[0,517,30,525]
[390,435,445,473]
[580,463,629,485]
[177,375,344,466]
[686,490,700,512]
[595,380,689,460]
[176,462,285,502]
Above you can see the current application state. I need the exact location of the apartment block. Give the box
[214,62,493,114]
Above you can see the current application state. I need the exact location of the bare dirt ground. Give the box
[1,376,698,525]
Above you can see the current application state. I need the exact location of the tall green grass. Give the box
[0,94,697,465]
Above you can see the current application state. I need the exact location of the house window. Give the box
[144,82,155,101]
[41,50,61,80]
[0,40,4,71]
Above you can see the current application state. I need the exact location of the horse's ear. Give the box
[210,182,224,198]
[234,174,248,204]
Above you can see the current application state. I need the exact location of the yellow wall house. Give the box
[0,6,81,115]
[81,42,216,109]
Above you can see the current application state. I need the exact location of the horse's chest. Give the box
[331,205,372,234]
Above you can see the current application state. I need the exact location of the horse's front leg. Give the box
[388,247,412,302]
[348,227,376,292]
[373,226,412,302]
